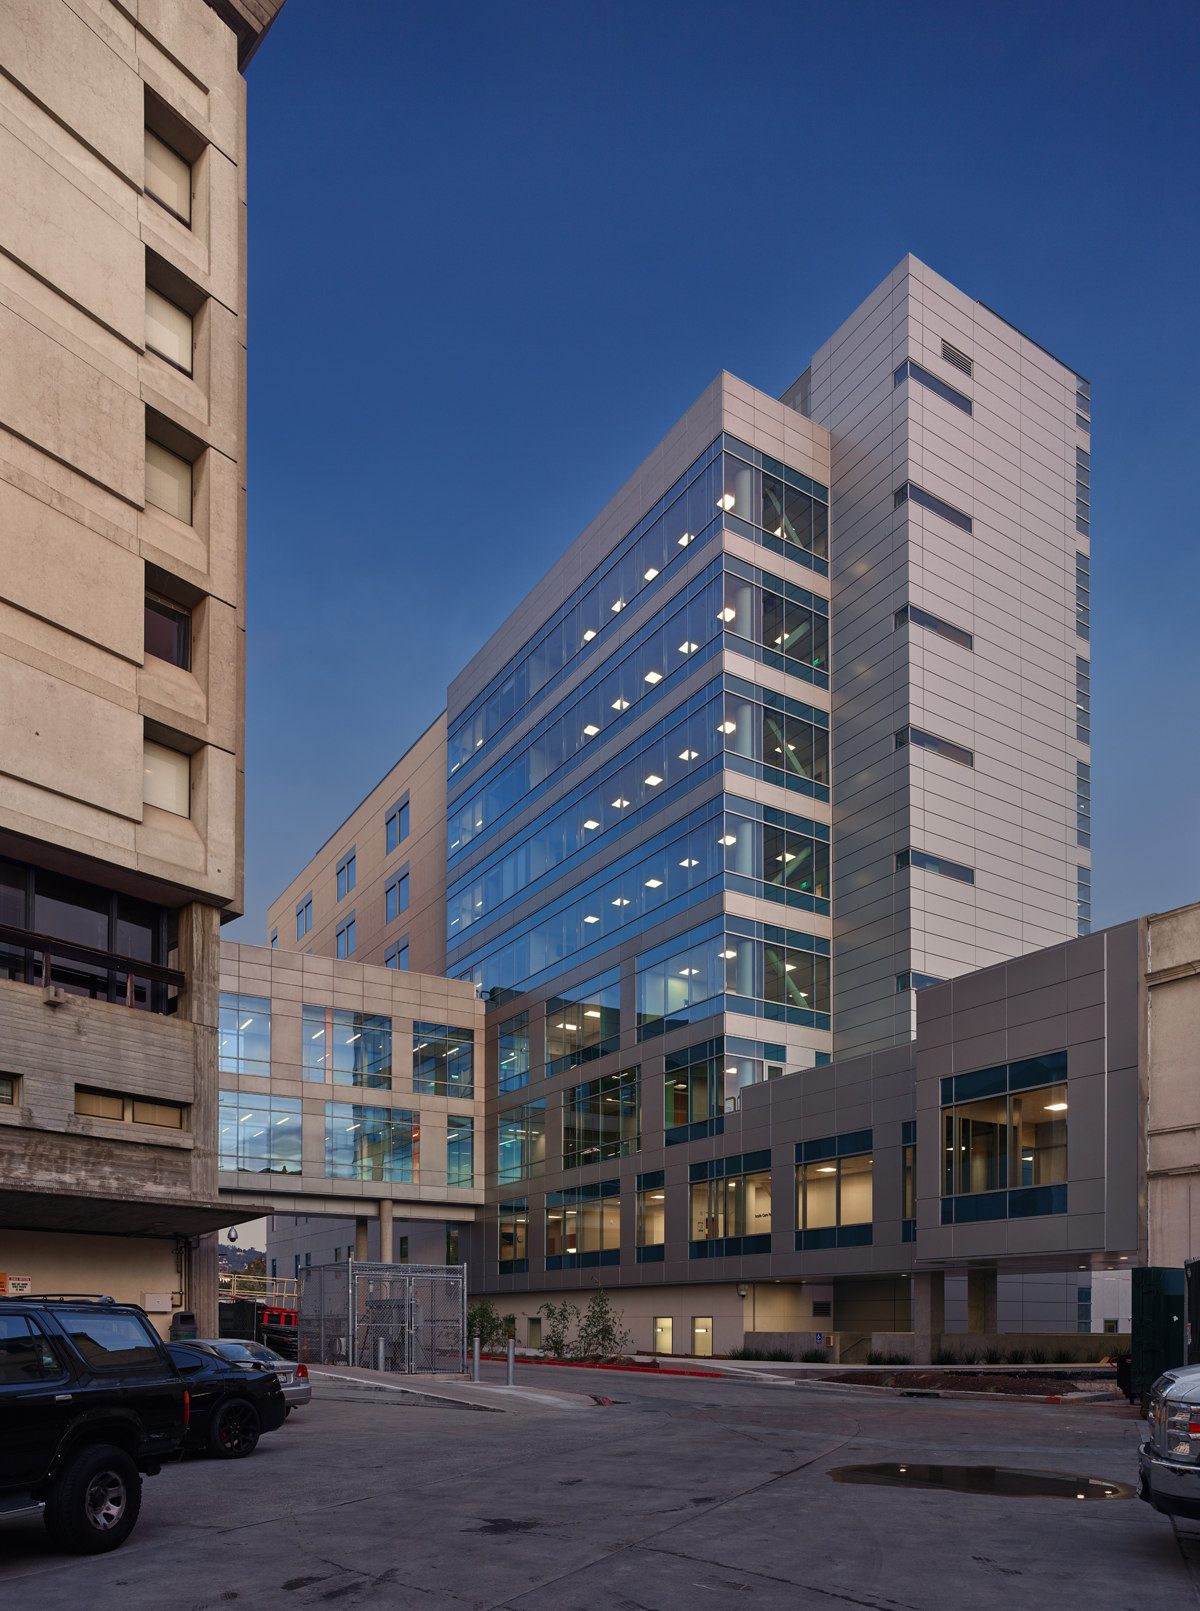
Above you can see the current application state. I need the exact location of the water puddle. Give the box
[830,1463,1133,1500]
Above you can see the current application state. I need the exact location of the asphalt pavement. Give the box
[1,1357,1197,1610]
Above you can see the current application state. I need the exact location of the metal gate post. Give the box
[348,1258,355,1369]
[472,1336,480,1382]
[506,1338,515,1386]
[377,1336,386,1373]
[406,1274,414,1374]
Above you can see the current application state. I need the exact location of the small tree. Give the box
[574,1287,631,1360]
[467,1297,507,1352]
[538,1299,580,1358]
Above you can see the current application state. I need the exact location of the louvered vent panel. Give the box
[941,341,972,377]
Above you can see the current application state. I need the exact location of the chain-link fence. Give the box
[298,1262,466,1375]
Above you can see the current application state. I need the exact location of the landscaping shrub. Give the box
[537,1299,580,1359]
[574,1288,631,1360]
[1029,1348,1048,1364]
[866,1350,887,1365]
[799,1348,829,1363]
[765,1348,795,1361]
[466,1297,507,1353]
[1006,1348,1029,1365]
[1051,1349,1072,1364]
[728,1346,766,1360]
[933,1348,959,1365]
[884,1352,911,1365]
[983,1347,1004,1364]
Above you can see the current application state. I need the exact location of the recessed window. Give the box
[897,971,944,992]
[336,851,356,902]
[893,480,972,534]
[386,800,409,854]
[1076,551,1090,641]
[145,286,193,375]
[0,1074,14,1105]
[1077,760,1091,849]
[896,847,974,885]
[893,360,972,415]
[385,940,409,971]
[144,129,191,225]
[386,873,409,924]
[142,739,190,817]
[894,603,973,652]
[895,725,973,768]
[145,439,192,525]
[296,895,313,940]
[1076,656,1091,744]
[270,928,278,949]
[144,595,191,670]
[336,916,355,959]
[76,1086,185,1129]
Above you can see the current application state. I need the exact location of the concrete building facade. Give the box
[0,0,285,1332]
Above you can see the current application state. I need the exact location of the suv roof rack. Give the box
[0,1293,118,1303]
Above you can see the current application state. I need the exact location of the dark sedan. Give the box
[165,1340,286,1458]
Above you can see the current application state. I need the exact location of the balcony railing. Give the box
[219,1272,300,1306]
[0,921,185,1014]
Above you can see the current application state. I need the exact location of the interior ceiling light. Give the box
[721,835,737,846]
[678,532,693,546]
[719,607,736,622]
[613,897,630,907]
[584,915,599,924]
[583,724,599,736]
[612,796,629,808]
[583,818,600,830]
[680,857,698,867]
[679,749,698,760]
[718,493,736,511]
[679,641,698,654]
[1046,1102,1068,1111]
[645,878,662,888]
[644,670,662,684]
[644,567,659,580]
[721,950,737,959]
[582,629,596,642]
[719,720,736,734]
[584,1009,601,1018]
[645,774,662,786]
[612,698,630,711]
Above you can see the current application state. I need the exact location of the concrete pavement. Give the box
[0,1361,1196,1609]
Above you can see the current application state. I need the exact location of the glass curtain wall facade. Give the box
[444,389,834,1291]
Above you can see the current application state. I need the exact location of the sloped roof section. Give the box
[203,0,288,70]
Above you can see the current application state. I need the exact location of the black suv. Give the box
[0,1294,188,1554]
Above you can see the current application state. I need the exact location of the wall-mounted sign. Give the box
[0,1274,32,1295]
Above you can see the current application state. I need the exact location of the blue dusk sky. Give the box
[225,0,1199,943]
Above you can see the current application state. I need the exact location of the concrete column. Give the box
[912,1271,944,1366]
[379,1200,393,1263]
[189,1232,219,1337]
[968,1269,998,1334]
[355,1218,369,1261]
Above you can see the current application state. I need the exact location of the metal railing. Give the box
[218,1272,300,1305]
[0,920,184,1013]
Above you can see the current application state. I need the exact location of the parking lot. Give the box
[1,1361,1197,1610]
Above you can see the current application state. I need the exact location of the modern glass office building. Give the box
[270,256,1095,1352]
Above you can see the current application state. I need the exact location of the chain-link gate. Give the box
[298,1261,466,1375]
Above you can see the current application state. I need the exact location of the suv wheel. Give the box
[208,1397,261,1458]
[44,1445,141,1554]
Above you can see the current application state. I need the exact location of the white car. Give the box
[204,1340,312,1413]
[1139,1364,1200,1519]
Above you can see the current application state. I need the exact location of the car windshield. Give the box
[57,1309,161,1369]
